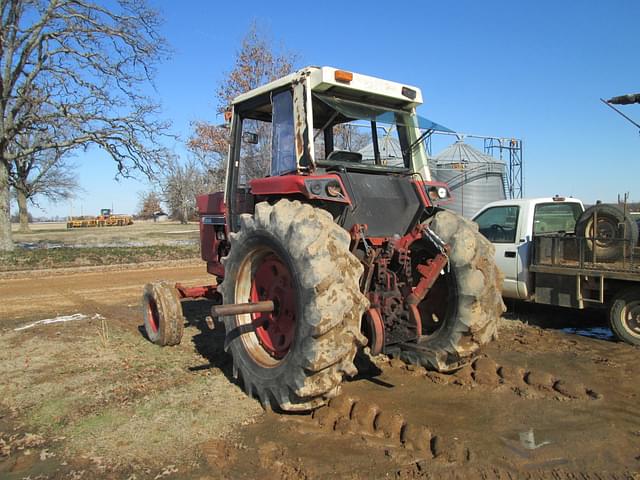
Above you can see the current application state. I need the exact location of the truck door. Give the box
[474,205,521,298]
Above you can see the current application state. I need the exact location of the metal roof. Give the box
[432,140,502,164]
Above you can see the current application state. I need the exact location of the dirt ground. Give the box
[0,264,639,479]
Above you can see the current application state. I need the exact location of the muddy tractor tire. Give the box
[609,287,640,347]
[400,210,505,372]
[142,281,185,346]
[220,199,369,412]
[576,204,638,262]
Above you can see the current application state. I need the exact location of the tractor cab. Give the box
[222,66,453,236]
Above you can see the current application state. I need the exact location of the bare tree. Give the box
[11,148,80,231]
[160,156,208,224]
[187,23,296,186]
[0,0,172,251]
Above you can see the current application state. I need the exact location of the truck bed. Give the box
[531,234,640,282]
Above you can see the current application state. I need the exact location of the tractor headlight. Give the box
[325,181,343,198]
[427,185,450,202]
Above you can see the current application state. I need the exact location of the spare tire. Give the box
[575,204,638,262]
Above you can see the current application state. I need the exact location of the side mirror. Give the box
[243,132,259,144]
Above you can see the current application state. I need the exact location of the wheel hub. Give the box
[147,298,159,333]
[250,255,296,358]
[625,302,640,336]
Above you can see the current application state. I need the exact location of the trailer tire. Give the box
[142,281,184,346]
[220,199,369,412]
[609,287,640,347]
[400,210,505,372]
[576,204,638,262]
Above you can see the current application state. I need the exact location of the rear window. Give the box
[533,202,582,235]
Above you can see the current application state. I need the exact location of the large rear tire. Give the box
[400,210,505,371]
[220,199,369,412]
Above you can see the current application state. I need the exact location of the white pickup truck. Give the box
[472,196,640,346]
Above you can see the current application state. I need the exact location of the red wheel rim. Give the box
[147,298,159,333]
[363,307,384,355]
[250,254,296,359]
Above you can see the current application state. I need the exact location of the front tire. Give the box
[220,200,369,412]
[609,287,640,346]
[142,281,185,346]
[400,210,505,371]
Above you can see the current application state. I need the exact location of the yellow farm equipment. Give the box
[66,209,134,228]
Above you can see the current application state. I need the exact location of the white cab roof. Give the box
[232,66,423,107]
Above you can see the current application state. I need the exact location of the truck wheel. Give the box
[576,204,638,262]
[220,199,369,412]
[142,281,185,346]
[401,210,505,371]
[609,287,640,347]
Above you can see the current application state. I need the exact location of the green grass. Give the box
[0,244,200,271]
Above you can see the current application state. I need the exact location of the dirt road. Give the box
[1,264,639,479]
[0,261,210,322]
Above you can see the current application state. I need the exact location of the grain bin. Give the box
[430,139,506,217]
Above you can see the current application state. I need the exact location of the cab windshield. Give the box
[312,93,452,172]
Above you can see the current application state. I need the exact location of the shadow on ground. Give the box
[504,299,615,341]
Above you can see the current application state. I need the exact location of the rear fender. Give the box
[250,174,351,204]
[196,192,227,277]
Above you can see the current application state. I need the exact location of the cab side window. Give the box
[271,90,296,176]
[475,206,519,243]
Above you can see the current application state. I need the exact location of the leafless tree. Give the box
[0,0,172,250]
[187,23,296,186]
[11,148,80,231]
[160,156,208,224]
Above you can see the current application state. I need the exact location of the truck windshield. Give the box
[533,202,583,235]
[312,94,451,173]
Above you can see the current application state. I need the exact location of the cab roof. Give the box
[231,66,424,108]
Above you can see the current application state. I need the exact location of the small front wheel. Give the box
[609,287,640,347]
[142,281,185,346]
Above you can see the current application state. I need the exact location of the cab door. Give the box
[473,205,521,298]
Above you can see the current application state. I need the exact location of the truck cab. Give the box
[472,197,584,300]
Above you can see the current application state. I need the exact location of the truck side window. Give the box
[533,203,582,235]
[475,206,519,243]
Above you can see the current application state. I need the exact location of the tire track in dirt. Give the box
[375,355,602,401]
[309,394,471,464]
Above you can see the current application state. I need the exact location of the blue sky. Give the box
[30,0,640,218]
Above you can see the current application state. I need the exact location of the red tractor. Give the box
[143,67,504,411]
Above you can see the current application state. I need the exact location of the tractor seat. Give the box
[327,150,362,163]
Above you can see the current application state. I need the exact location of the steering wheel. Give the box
[490,224,507,232]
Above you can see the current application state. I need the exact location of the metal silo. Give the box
[429,140,506,218]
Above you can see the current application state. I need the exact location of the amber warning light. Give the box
[334,70,353,83]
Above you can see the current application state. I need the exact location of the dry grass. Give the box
[12,220,200,247]
[0,319,262,472]
[2,221,202,272]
